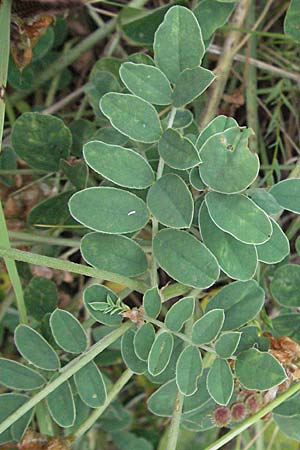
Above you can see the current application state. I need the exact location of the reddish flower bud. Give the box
[230,402,247,422]
[246,393,262,414]
[213,406,231,427]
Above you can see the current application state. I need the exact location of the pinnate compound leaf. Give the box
[199,202,258,281]
[83,140,154,189]
[81,232,148,277]
[84,284,121,326]
[154,6,205,83]
[235,348,286,390]
[47,380,75,427]
[14,325,60,371]
[207,358,233,405]
[215,332,241,358]
[173,67,215,107]
[121,329,147,374]
[50,309,88,354]
[205,192,272,245]
[143,287,161,319]
[148,331,174,376]
[165,297,195,332]
[199,127,259,194]
[24,276,58,321]
[100,93,162,143]
[134,323,155,361]
[196,115,238,150]
[69,187,149,234]
[158,128,200,170]
[0,358,46,391]
[120,62,172,105]
[0,394,30,445]
[11,112,71,171]
[153,229,220,289]
[256,218,289,264]
[269,179,300,213]
[206,280,264,330]
[147,174,194,228]
[176,345,203,396]
[191,309,224,345]
[270,264,300,308]
[74,361,107,408]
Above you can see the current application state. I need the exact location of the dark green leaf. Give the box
[100,93,162,143]
[173,67,215,107]
[81,232,148,277]
[235,348,286,390]
[11,112,71,171]
[0,358,46,390]
[199,203,258,281]
[207,358,233,405]
[153,229,220,289]
[165,297,195,332]
[120,62,172,105]
[206,280,264,330]
[60,159,88,190]
[74,361,107,408]
[15,325,60,371]
[270,264,300,308]
[270,179,300,213]
[205,192,272,244]
[27,191,76,227]
[0,394,29,445]
[154,6,204,83]
[84,284,122,326]
[50,309,88,354]
[83,140,154,189]
[121,329,147,374]
[147,174,194,228]
[158,128,200,170]
[69,187,150,234]
[191,309,224,345]
[148,331,174,376]
[143,287,162,319]
[193,0,235,41]
[215,332,241,358]
[24,276,58,321]
[47,380,75,427]
[134,323,155,361]
[176,345,202,396]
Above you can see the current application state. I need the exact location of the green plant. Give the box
[1,1,300,450]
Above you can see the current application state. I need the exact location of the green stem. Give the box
[0,0,27,324]
[9,231,80,248]
[0,246,149,293]
[206,381,300,450]
[71,368,133,442]
[0,322,132,435]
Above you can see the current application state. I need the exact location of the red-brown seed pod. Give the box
[245,393,262,414]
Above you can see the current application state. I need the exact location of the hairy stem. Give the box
[0,246,149,293]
